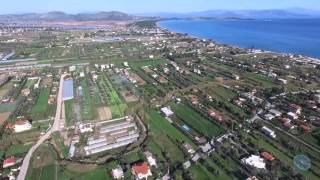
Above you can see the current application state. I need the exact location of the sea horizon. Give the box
[158,18,320,59]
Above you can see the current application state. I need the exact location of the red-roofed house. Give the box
[191,96,199,105]
[3,157,16,168]
[260,151,275,161]
[132,162,152,180]
[208,109,223,123]
[299,125,312,133]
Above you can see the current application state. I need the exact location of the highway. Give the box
[17,74,67,180]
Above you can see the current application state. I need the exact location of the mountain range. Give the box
[0,11,137,22]
[1,9,320,22]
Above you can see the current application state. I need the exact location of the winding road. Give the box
[17,74,67,180]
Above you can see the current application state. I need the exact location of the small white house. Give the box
[111,166,124,179]
[14,120,32,133]
[161,107,174,117]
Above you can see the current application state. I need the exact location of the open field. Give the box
[170,102,224,138]
[0,112,11,125]
[98,73,128,118]
[6,143,33,157]
[26,144,58,180]
[31,88,52,119]
[81,79,95,120]
[97,106,112,120]
[64,100,74,125]
[0,81,13,98]
[144,108,195,163]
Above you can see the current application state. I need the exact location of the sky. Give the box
[0,0,319,14]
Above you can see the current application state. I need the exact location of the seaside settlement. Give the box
[0,19,319,180]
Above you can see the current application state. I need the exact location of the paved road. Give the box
[17,74,67,180]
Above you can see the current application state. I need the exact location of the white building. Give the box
[161,107,174,117]
[80,72,85,77]
[145,151,157,167]
[241,155,266,169]
[111,166,124,179]
[79,123,94,133]
[69,66,76,72]
[14,120,32,133]
[287,112,299,120]
[269,109,282,117]
[264,114,275,121]
[261,126,276,138]
[123,62,129,67]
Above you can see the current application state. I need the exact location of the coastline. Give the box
[156,19,320,65]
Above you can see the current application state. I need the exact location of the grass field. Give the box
[244,72,276,88]
[0,103,16,113]
[99,73,127,118]
[52,132,69,158]
[145,108,194,163]
[170,103,224,138]
[64,100,74,125]
[6,143,33,157]
[247,132,319,179]
[26,144,58,180]
[81,79,95,120]
[31,88,51,119]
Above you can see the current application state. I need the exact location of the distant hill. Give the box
[140,9,320,19]
[0,11,136,22]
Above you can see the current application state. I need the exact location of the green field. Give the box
[0,103,16,113]
[246,132,320,179]
[6,143,33,157]
[99,73,127,118]
[64,99,74,125]
[26,144,58,180]
[81,79,95,120]
[31,88,51,119]
[145,108,194,163]
[170,102,224,138]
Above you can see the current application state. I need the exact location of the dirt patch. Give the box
[121,91,138,102]
[97,106,112,120]
[66,163,98,173]
[41,76,53,88]
[130,73,145,86]
[32,146,55,168]
[215,77,224,83]
[0,112,11,125]
[0,82,13,99]
[141,66,153,73]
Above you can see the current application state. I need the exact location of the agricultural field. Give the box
[5,143,33,157]
[97,73,127,118]
[170,102,224,138]
[80,79,95,120]
[144,108,194,163]
[26,144,58,180]
[64,100,74,126]
[31,88,53,120]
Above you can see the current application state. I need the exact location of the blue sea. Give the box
[158,19,320,58]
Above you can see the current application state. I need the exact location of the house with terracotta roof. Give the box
[289,104,302,114]
[208,109,223,123]
[131,162,152,180]
[299,125,312,133]
[3,157,16,168]
[260,151,275,161]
